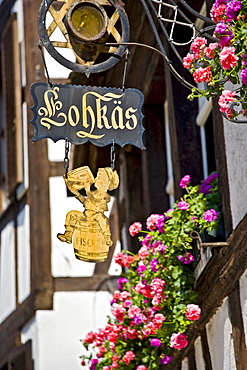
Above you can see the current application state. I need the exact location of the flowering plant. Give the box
[183,0,247,120]
[80,173,220,370]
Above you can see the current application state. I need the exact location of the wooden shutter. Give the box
[1,13,23,196]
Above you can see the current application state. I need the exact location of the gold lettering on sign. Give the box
[68,105,80,126]
[37,87,140,138]
[38,87,67,129]
[125,107,138,129]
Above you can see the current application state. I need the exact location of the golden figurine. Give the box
[57,166,119,262]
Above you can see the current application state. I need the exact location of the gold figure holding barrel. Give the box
[57,166,119,262]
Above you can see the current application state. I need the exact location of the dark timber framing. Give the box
[0,0,246,369]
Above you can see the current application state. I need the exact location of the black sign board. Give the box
[31,83,145,149]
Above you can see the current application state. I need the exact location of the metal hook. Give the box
[121,49,130,91]
[190,231,229,249]
[37,40,53,88]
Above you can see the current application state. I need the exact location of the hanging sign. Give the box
[57,166,119,263]
[31,83,145,149]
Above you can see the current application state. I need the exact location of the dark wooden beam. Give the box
[0,0,17,39]
[201,327,213,370]
[49,161,66,177]
[228,282,247,370]
[54,275,113,291]
[188,347,197,370]
[0,294,35,360]
[23,0,53,308]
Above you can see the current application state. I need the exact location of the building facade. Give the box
[0,0,247,369]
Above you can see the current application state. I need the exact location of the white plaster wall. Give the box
[17,204,31,303]
[206,297,236,370]
[239,269,247,346]
[181,357,189,370]
[223,118,247,229]
[0,221,16,323]
[48,139,68,162]
[194,336,205,370]
[21,291,112,370]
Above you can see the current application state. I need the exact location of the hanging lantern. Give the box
[66,0,108,42]
[37,0,130,74]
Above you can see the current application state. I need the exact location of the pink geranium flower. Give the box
[123,351,135,365]
[183,53,195,69]
[150,338,162,347]
[203,209,218,222]
[177,201,189,210]
[179,175,191,188]
[190,37,207,57]
[129,222,142,236]
[138,246,149,259]
[210,3,226,22]
[154,313,165,323]
[219,46,239,69]
[136,366,148,370]
[205,42,219,58]
[126,328,138,339]
[170,332,188,350]
[193,66,212,83]
[218,90,236,115]
[146,214,160,231]
[128,305,141,318]
[114,252,135,268]
[83,331,96,344]
[112,303,126,322]
[185,304,201,321]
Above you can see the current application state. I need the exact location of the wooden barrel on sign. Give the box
[72,218,111,262]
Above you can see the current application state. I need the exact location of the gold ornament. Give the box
[57,166,119,262]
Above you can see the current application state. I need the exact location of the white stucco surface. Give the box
[17,204,31,303]
[239,269,247,346]
[181,357,189,370]
[21,291,112,370]
[194,336,205,370]
[206,297,236,370]
[48,139,68,162]
[223,118,247,228]
[0,221,16,323]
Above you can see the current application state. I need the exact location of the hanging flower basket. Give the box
[183,0,247,122]
[80,173,221,370]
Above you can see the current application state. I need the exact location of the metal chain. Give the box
[121,48,130,91]
[110,141,116,170]
[64,139,70,178]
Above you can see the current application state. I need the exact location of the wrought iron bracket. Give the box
[38,0,130,74]
[190,231,229,250]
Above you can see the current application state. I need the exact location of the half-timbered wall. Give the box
[1,0,247,369]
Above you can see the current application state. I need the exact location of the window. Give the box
[0,13,23,210]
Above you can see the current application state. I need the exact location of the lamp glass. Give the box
[71,5,105,40]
